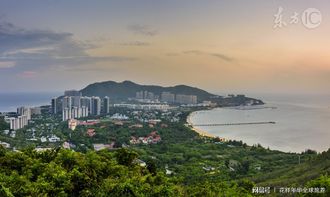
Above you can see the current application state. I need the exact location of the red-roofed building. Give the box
[87,128,96,137]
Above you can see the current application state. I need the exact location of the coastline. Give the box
[186,103,330,153]
[186,110,216,138]
[185,104,272,142]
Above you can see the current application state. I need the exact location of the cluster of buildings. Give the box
[136,91,198,105]
[51,90,110,121]
[136,91,159,101]
[4,107,31,130]
[110,113,129,120]
[114,103,170,111]
[129,131,161,145]
[174,93,197,104]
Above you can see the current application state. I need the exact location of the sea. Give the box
[0,92,61,112]
[189,93,330,153]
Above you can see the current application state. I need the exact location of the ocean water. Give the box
[190,94,330,153]
[0,92,61,112]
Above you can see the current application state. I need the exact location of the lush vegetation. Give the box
[1,108,329,196]
[0,117,9,131]
[0,146,257,196]
[0,146,329,196]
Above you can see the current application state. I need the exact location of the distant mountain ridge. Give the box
[80,80,216,101]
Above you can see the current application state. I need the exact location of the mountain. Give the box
[80,80,216,102]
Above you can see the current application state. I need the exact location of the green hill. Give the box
[253,148,330,187]
[79,80,264,106]
[80,80,216,102]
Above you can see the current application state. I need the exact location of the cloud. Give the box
[118,41,151,46]
[0,21,73,54]
[0,61,15,68]
[182,50,234,62]
[0,20,136,74]
[183,50,204,55]
[210,53,234,62]
[127,24,158,36]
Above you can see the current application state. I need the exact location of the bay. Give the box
[189,94,330,153]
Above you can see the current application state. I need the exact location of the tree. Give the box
[0,184,14,197]
[305,175,330,197]
[240,160,250,174]
[146,159,157,175]
[0,118,9,131]
[115,148,138,166]
[238,179,255,194]
[225,160,230,168]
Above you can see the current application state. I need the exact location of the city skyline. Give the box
[0,0,330,94]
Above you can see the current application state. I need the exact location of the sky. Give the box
[0,0,329,95]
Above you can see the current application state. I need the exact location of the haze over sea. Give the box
[190,93,330,153]
[0,92,61,112]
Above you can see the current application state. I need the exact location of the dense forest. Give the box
[0,147,252,196]
[0,146,329,196]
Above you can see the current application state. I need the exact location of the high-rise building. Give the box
[31,107,41,115]
[64,90,82,97]
[62,106,89,121]
[145,91,154,100]
[136,91,144,99]
[6,117,17,130]
[80,96,91,113]
[71,107,79,119]
[17,107,31,120]
[72,96,81,108]
[61,96,90,121]
[62,96,72,110]
[103,96,110,114]
[175,94,198,104]
[5,110,29,130]
[91,96,101,116]
[136,91,157,101]
[81,106,89,117]
[51,98,57,114]
[161,92,175,103]
[62,107,71,121]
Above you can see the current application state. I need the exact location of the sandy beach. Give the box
[186,111,216,138]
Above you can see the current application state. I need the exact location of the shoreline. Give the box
[186,104,330,153]
[186,104,272,139]
[186,110,216,138]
